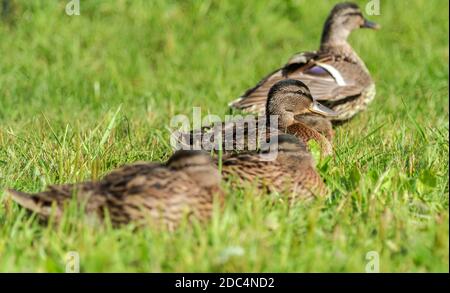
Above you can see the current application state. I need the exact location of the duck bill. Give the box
[362,19,381,30]
[310,100,338,117]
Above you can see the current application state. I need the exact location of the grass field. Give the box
[0,0,448,272]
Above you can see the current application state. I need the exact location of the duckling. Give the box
[179,79,337,156]
[6,150,223,230]
[220,134,329,203]
[229,2,380,122]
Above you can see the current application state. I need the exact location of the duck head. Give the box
[320,2,380,47]
[167,150,221,189]
[266,79,337,129]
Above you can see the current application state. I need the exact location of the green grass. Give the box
[0,0,448,272]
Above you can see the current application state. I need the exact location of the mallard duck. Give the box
[220,134,329,202]
[178,79,337,156]
[6,150,223,230]
[229,2,380,122]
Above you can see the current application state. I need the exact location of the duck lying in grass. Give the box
[7,134,329,227]
[220,134,329,203]
[180,79,337,156]
[229,2,380,122]
[7,150,223,230]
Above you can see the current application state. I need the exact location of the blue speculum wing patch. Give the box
[304,65,330,77]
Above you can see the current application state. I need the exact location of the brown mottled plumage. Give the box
[220,134,329,203]
[229,2,379,122]
[7,150,223,230]
[179,79,337,156]
[294,113,334,141]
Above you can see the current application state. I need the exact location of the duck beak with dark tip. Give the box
[362,18,381,30]
[309,100,339,117]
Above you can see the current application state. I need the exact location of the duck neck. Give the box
[266,111,294,131]
[320,39,352,52]
[320,38,361,64]
[319,23,357,59]
[320,13,352,45]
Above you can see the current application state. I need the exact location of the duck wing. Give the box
[229,51,317,114]
[118,170,215,228]
[287,56,372,103]
[229,51,372,114]
[101,162,162,188]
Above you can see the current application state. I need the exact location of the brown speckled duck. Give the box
[180,79,337,156]
[7,150,223,230]
[220,134,329,203]
[229,2,380,122]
